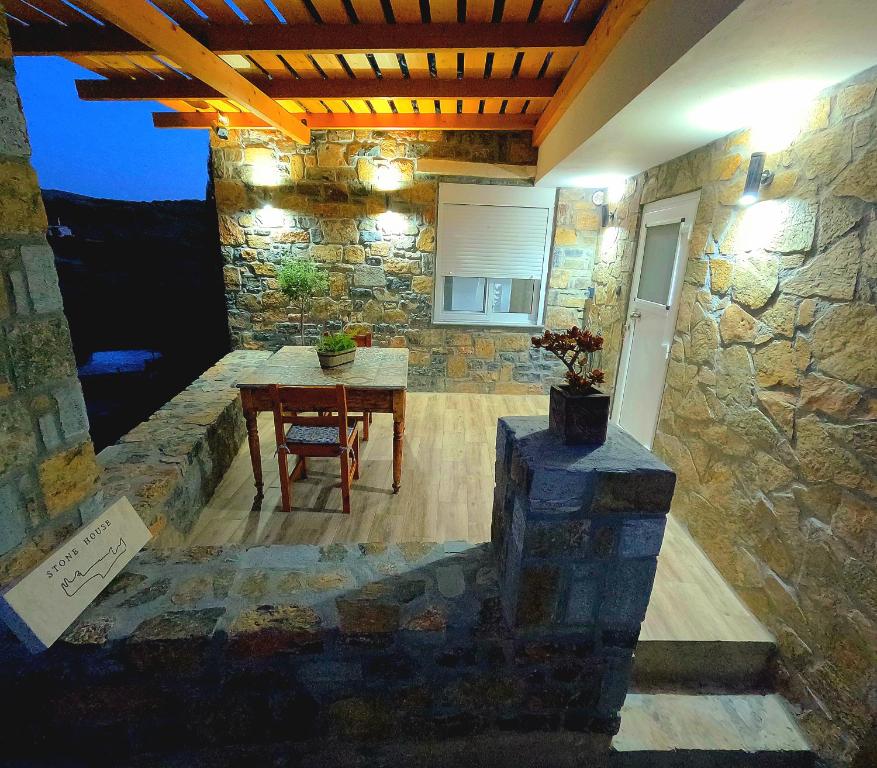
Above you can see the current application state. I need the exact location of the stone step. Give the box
[635,516,777,690]
[613,693,814,767]
[632,638,776,690]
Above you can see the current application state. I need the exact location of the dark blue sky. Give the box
[15,56,209,201]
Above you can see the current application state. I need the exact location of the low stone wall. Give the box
[1,539,609,764]
[97,349,271,542]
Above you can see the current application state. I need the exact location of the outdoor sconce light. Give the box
[591,189,610,227]
[591,179,624,227]
[213,112,230,140]
[739,152,774,206]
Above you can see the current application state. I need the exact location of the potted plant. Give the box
[316,331,357,368]
[278,257,329,345]
[532,326,609,445]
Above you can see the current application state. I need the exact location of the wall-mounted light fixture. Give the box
[375,164,403,192]
[591,178,625,226]
[213,112,230,141]
[739,152,774,206]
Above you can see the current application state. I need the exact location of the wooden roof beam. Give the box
[11,22,591,56]
[153,111,539,132]
[78,77,560,101]
[75,0,309,144]
[533,0,653,146]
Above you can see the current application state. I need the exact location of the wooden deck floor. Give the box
[167,392,771,650]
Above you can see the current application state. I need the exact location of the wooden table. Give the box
[236,346,409,494]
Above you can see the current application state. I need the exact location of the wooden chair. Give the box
[270,384,360,515]
[349,332,374,440]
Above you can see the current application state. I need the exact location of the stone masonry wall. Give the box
[211,129,601,394]
[598,67,877,764]
[0,16,102,588]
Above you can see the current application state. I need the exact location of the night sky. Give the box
[15,56,209,201]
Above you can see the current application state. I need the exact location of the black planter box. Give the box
[549,385,610,445]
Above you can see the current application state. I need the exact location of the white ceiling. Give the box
[536,0,877,189]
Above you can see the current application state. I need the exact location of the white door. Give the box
[613,191,700,448]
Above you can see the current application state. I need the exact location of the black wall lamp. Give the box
[739,152,774,206]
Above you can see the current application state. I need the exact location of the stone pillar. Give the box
[0,16,101,586]
[492,418,675,734]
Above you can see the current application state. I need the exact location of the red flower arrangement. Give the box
[532,326,605,393]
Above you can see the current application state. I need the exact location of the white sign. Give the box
[0,497,151,653]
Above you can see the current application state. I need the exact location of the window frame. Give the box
[432,183,557,327]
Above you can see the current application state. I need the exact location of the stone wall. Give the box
[211,129,601,394]
[0,16,102,588]
[598,67,877,764]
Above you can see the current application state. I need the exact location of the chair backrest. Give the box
[352,332,372,348]
[269,384,348,449]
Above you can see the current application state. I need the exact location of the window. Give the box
[433,183,556,326]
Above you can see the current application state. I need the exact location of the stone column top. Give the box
[497,418,676,517]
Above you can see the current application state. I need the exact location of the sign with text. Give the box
[0,497,151,653]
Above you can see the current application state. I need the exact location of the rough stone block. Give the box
[38,441,99,516]
[0,484,26,557]
[618,518,667,558]
[21,243,63,313]
[353,264,386,288]
[600,558,658,627]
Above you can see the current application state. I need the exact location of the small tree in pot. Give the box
[278,257,329,345]
[532,326,610,445]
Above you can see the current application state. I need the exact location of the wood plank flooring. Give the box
[163,392,772,652]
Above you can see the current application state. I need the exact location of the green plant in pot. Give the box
[532,326,609,445]
[316,331,357,368]
[278,257,329,345]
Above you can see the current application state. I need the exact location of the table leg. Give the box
[392,390,406,493]
[241,392,263,494]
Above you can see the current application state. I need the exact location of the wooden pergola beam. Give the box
[11,22,590,56]
[533,0,652,146]
[75,0,309,144]
[153,111,539,132]
[78,77,560,102]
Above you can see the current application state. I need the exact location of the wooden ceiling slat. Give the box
[466,0,494,22]
[27,0,93,24]
[429,0,458,23]
[309,0,349,23]
[346,99,371,114]
[100,54,144,78]
[310,51,347,77]
[323,98,351,112]
[525,97,550,113]
[67,54,122,78]
[415,98,435,114]
[206,98,240,111]
[404,51,430,78]
[183,99,215,112]
[504,97,526,113]
[270,0,315,22]
[195,1,245,24]
[149,1,206,26]
[372,52,403,78]
[393,98,414,113]
[489,50,516,78]
[482,97,503,113]
[502,0,534,22]
[349,0,386,23]
[250,52,291,77]
[342,52,374,77]
[281,52,322,77]
[433,50,457,79]
[128,53,178,77]
[543,47,577,76]
[438,97,456,114]
[277,99,305,112]
[390,0,422,23]
[517,48,548,78]
[460,98,480,114]
[572,0,606,23]
[369,97,392,114]
[234,1,280,24]
[4,0,58,24]
[298,98,328,112]
[463,50,486,78]
[159,98,196,111]
[538,0,574,21]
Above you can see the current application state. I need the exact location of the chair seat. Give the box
[286,424,354,445]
